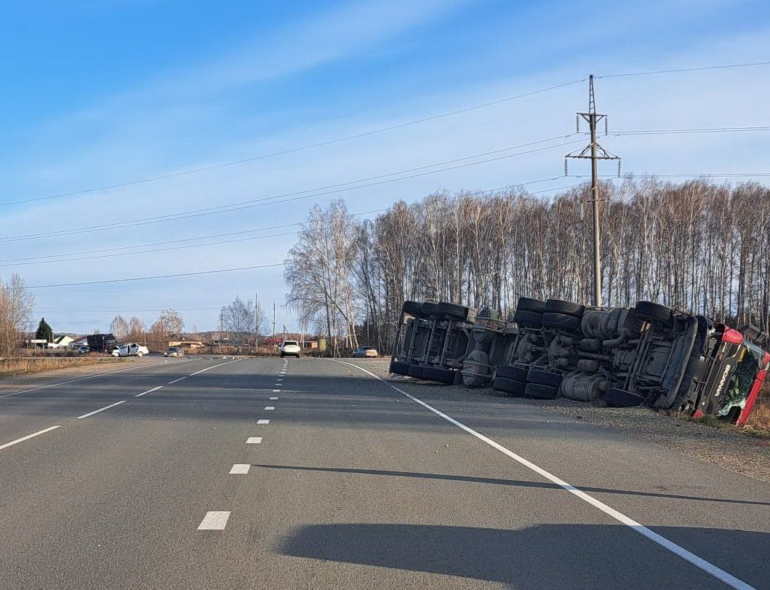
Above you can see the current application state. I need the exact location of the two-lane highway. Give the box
[1,357,768,589]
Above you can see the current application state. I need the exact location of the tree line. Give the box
[285,178,770,355]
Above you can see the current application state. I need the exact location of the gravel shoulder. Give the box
[355,359,770,485]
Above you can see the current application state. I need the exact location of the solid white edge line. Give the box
[229,464,250,474]
[189,359,241,376]
[197,511,230,530]
[77,400,126,419]
[135,386,163,398]
[334,360,755,590]
[0,425,61,451]
[246,437,263,444]
[257,419,270,425]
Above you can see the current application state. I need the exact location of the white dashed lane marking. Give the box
[77,400,126,419]
[135,386,163,398]
[197,511,230,530]
[257,419,270,425]
[229,464,250,474]
[247,437,263,444]
[168,377,186,384]
[265,406,275,411]
[269,397,278,400]
[272,389,280,393]
[0,426,61,451]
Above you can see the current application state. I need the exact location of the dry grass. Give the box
[746,392,770,431]
[0,356,119,378]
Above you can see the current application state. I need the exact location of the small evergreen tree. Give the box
[35,317,54,343]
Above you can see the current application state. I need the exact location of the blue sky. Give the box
[1,0,769,335]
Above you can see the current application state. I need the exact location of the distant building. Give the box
[48,335,74,349]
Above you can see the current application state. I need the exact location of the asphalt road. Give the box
[0,357,768,590]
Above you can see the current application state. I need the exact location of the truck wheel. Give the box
[389,360,411,375]
[604,387,646,407]
[402,301,423,316]
[422,366,455,384]
[635,301,674,326]
[545,299,585,317]
[516,297,546,313]
[513,310,543,328]
[436,302,471,321]
[496,364,528,382]
[421,302,444,318]
[407,364,425,379]
[523,383,559,399]
[527,369,562,388]
[492,376,527,396]
[542,312,581,331]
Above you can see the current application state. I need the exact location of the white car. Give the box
[279,340,301,358]
[112,343,150,357]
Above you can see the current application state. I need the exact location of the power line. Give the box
[27,262,286,290]
[0,80,586,208]
[5,59,768,211]
[598,60,770,79]
[0,137,584,243]
[613,126,770,136]
[2,176,572,266]
[568,173,770,179]
[22,180,593,292]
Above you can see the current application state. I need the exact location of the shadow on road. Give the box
[252,463,770,507]
[278,522,769,589]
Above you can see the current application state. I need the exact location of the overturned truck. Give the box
[390,297,770,426]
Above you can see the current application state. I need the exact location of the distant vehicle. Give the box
[77,345,90,354]
[112,343,150,357]
[164,347,184,357]
[87,333,117,353]
[279,340,301,358]
[352,346,378,358]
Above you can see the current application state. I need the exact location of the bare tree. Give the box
[221,296,255,345]
[0,273,35,355]
[110,315,129,340]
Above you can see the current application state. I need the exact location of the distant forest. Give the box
[284,178,770,354]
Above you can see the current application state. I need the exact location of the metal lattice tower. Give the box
[565,75,620,307]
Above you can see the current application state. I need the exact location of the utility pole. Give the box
[254,292,259,351]
[272,303,276,356]
[218,310,224,354]
[565,74,620,307]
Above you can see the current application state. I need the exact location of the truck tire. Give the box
[402,301,423,316]
[523,383,559,399]
[542,312,581,331]
[604,387,646,407]
[513,310,543,328]
[635,301,674,326]
[389,360,411,375]
[516,297,546,313]
[436,302,471,321]
[407,364,425,379]
[527,368,563,388]
[421,302,443,318]
[545,299,585,317]
[496,364,528,382]
[492,376,527,396]
[422,366,455,384]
